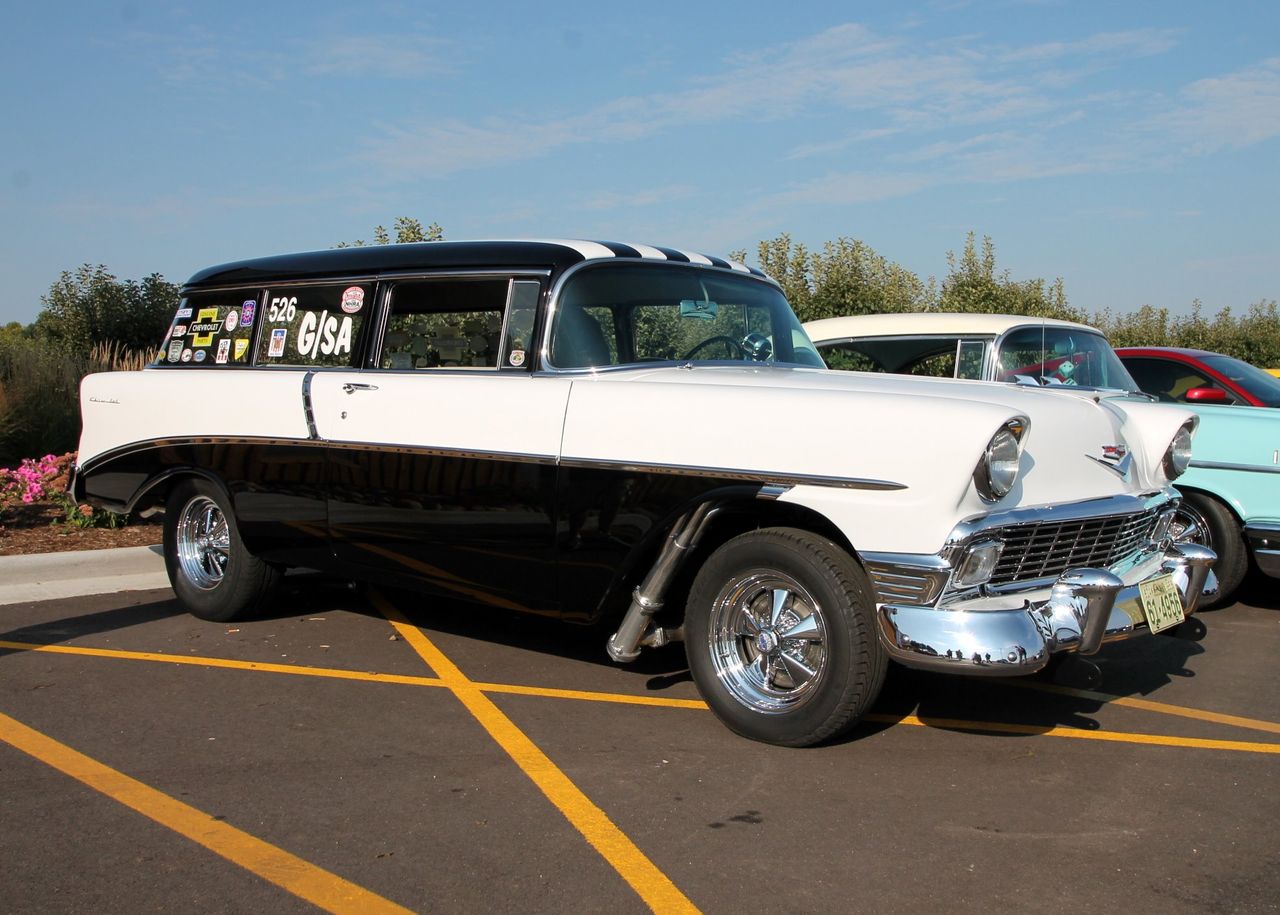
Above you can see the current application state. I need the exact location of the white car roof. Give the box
[804,312,1101,342]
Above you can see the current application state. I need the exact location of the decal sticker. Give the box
[181,348,192,363]
[171,324,187,337]
[267,296,297,323]
[194,349,207,363]
[216,339,231,364]
[234,339,249,361]
[240,300,256,327]
[268,328,287,357]
[296,311,354,360]
[167,340,184,363]
[224,310,239,332]
[341,286,365,314]
[190,307,221,347]
[509,349,525,367]
[175,307,192,319]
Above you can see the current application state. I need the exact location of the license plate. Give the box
[1139,574,1185,633]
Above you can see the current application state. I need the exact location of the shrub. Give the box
[0,451,125,529]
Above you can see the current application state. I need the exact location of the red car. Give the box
[1115,347,1280,407]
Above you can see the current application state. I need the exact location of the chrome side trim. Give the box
[861,552,952,606]
[557,456,906,491]
[1189,460,1280,475]
[301,371,319,440]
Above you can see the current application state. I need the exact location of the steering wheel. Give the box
[683,335,744,360]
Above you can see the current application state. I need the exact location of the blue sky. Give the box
[2,0,1277,326]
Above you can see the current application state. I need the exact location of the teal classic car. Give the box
[804,313,1280,605]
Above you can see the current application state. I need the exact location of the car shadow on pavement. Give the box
[0,592,186,657]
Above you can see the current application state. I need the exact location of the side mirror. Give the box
[1185,386,1230,403]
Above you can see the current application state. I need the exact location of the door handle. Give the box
[342,382,379,394]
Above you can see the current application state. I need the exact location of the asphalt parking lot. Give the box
[2,560,1277,914]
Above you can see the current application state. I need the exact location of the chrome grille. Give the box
[988,509,1160,586]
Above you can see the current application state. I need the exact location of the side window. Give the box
[379,278,507,370]
[1126,358,1233,404]
[817,342,886,373]
[256,284,370,367]
[956,339,986,379]
[162,291,259,366]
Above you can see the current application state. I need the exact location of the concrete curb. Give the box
[0,545,170,606]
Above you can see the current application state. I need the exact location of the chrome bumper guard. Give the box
[877,542,1217,676]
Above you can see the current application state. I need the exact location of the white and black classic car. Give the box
[75,240,1216,746]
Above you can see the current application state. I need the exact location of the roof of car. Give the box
[804,312,1100,341]
[185,239,766,289]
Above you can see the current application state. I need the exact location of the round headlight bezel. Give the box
[1163,422,1194,480]
[974,419,1027,502]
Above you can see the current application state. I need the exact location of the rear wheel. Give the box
[685,527,886,747]
[163,479,280,622]
[1172,490,1246,608]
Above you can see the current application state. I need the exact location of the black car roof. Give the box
[184,239,767,289]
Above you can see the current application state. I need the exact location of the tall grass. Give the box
[0,340,150,467]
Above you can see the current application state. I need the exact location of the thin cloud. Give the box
[301,34,455,78]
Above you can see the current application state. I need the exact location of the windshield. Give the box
[1200,354,1280,406]
[547,264,825,369]
[996,326,1137,391]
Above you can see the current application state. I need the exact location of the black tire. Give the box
[163,479,281,622]
[684,527,886,747]
[1173,489,1246,608]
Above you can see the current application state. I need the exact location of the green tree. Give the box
[338,216,445,248]
[32,266,178,353]
[938,233,1079,320]
[749,233,932,323]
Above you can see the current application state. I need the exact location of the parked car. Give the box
[806,313,1277,605]
[75,246,1215,746]
[1116,347,1280,408]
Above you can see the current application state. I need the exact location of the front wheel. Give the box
[684,528,886,747]
[163,479,281,622]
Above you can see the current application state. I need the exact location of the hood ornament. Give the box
[1087,444,1132,478]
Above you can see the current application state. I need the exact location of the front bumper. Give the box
[877,542,1217,675]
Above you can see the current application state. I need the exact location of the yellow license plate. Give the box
[1139,574,1185,633]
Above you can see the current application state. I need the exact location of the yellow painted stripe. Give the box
[0,640,704,710]
[0,709,412,915]
[6,639,1277,754]
[1003,679,1280,736]
[372,596,699,915]
[872,714,1280,754]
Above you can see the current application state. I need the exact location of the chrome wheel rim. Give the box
[176,495,230,590]
[707,571,828,714]
[1171,502,1212,551]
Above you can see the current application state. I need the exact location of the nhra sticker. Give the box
[171,324,187,337]
[180,348,192,362]
[268,328,287,357]
[224,310,239,332]
[175,307,192,319]
[340,286,365,314]
[167,340,183,363]
[190,308,221,347]
[240,300,256,327]
[194,349,207,363]
[216,339,231,364]
[234,339,249,361]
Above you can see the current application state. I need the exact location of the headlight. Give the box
[974,418,1027,502]
[1163,422,1193,480]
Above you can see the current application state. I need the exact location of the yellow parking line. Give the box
[1004,680,1280,736]
[373,596,699,915]
[875,714,1280,754]
[0,709,411,915]
[0,640,704,709]
[6,639,1278,754]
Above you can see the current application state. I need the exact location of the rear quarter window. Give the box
[161,292,259,366]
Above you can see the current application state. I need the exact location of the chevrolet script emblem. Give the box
[1087,444,1132,477]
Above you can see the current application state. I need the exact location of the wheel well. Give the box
[1175,485,1243,524]
[650,497,861,631]
[130,469,230,517]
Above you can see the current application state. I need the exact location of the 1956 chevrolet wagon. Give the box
[75,241,1216,746]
